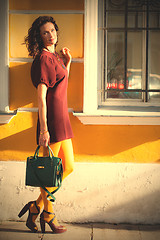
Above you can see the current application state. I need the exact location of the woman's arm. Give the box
[37,83,50,146]
[61,47,72,75]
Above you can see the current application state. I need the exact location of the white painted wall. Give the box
[0,161,160,224]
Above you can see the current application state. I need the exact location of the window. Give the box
[73,0,160,125]
[98,0,160,106]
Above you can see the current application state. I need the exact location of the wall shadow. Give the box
[74,190,160,226]
[9,62,37,110]
[67,166,160,225]
[0,127,37,153]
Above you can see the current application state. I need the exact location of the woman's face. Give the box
[40,22,57,47]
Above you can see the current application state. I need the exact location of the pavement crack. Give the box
[38,234,44,240]
[138,226,142,240]
[90,224,94,240]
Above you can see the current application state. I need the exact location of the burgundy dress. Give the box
[31,50,73,144]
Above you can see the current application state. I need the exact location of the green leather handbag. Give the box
[25,145,63,202]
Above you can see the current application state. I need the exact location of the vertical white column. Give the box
[0,0,9,112]
[84,0,98,113]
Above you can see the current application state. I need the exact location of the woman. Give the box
[18,16,74,234]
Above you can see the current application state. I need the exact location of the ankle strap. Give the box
[42,210,56,223]
[34,201,40,213]
[43,210,54,215]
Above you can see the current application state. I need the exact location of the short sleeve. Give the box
[31,54,56,88]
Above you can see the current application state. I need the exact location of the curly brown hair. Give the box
[24,16,59,58]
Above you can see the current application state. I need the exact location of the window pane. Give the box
[128,0,143,10]
[149,12,160,28]
[128,12,143,29]
[148,31,160,100]
[127,32,142,99]
[106,31,125,99]
[138,12,143,28]
[148,1,160,11]
[106,0,125,11]
[98,0,104,28]
[128,12,135,28]
[107,12,125,28]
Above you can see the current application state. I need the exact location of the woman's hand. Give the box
[39,131,50,147]
[61,47,72,64]
[61,47,72,75]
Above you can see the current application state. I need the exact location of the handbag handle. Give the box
[34,145,54,159]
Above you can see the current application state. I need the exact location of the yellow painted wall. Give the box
[0,0,160,163]
[71,115,160,163]
[9,0,84,10]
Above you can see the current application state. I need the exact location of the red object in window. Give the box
[118,83,124,89]
[111,83,117,89]
[106,83,111,89]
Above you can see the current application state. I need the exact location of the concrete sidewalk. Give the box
[0,221,160,240]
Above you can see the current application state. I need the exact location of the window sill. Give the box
[0,110,17,124]
[73,107,160,125]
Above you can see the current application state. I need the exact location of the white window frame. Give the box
[0,0,16,123]
[73,0,160,125]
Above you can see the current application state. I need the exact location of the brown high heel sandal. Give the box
[18,201,40,233]
[40,210,67,234]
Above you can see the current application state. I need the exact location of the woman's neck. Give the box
[44,45,55,53]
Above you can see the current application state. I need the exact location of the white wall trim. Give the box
[74,106,160,125]
[17,107,73,113]
[9,58,84,63]
[73,113,160,125]
[0,111,17,124]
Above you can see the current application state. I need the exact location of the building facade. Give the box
[0,0,160,224]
